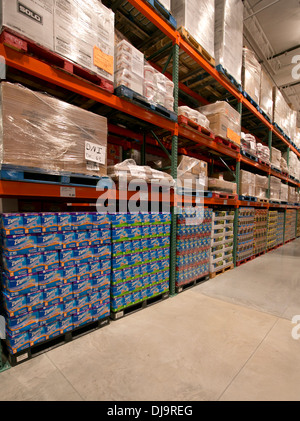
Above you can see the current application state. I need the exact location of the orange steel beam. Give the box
[240,156,270,174]
[0,44,176,133]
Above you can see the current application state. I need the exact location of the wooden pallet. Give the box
[241,150,258,162]
[176,274,209,293]
[178,27,215,67]
[178,115,215,139]
[256,198,269,204]
[236,256,254,267]
[146,0,177,28]
[0,29,114,93]
[211,192,238,200]
[257,158,271,167]
[209,264,234,279]
[215,137,240,152]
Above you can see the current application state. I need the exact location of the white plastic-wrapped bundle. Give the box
[214,0,243,85]
[280,157,288,174]
[159,0,171,11]
[178,106,210,128]
[255,174,268,199]
[271,147,282,171]
[280,184,289,202]
[54,0,115,82]
[273,87,290,136]
[143,63,174,111]
[240,170,256,197]
[289,109,297,141]
[270,176,281,201]
[171,0,215,58]
[241,132,256,156]
[284,150,299,179]
[295,128,300,149]
[260,70,273,121]
[256,143,270,164]
[242,47,261,105]
[115,39,144,95]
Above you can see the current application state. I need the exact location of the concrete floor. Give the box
[1,239,300,401]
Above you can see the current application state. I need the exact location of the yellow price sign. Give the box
[93,46,114,75]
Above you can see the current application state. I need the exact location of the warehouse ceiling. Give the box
[243,0,300,126]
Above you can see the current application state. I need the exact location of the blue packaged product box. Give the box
[150,225,158,236]
[72,309,92,327]
[156,249,165,260]
[89,291,101,306]
[36,233,62,252]
[73,247,92,264]
[59,317,73,334]
[1,213,25,236]
[28,326,47,346]
[38,269,62,290]
[150,213,162,224]
[76,263,90,280]
[149,237,159,249]
[88,229,101,246]
[62,299,77,317]
[156,225,165,236]
[23,213,42,234]
[61,267,77,285]
[160,259,170,270]
[140,213,151,224]
[7,311,39,333]
[110,213,127,226]
[26,291,44,312]
[112,255,129,270]
[72,279,92,298]
[40,213,58,233]
[123,294,133,307]
[43,287,60,307]
[91,302,110,320]
[90,271,110,289]
[27,253,45,274]
[74,231,90,248]
[141,225,151,237]
[44,321,61,339]
[130,226,142,238]
[112,242,123,256]
[91,212,110,229]
[132,291,141,303]
[58,282,73,300]
[4,273,39,296]
[122,240,133,254]
[111,282,130,297]
[149,261,160,273]
[131,252,144,265]
[130,265,141,279]
[98,288,110,301]
[98,229,111,244]
[142,275,150,288]
[39,304,63,324]
[130,213,143,225]
[57,213,72,231]
[71,213,93,231]
[59,249,75,268]
[43,251,59,271]
[3,234,37,256]
[6,331,29,352]
[161,213,171,223]
[111,269,123,284]
[151,284,161,296]
[99,259,111,271]
[130,278,143,291]
[111,297,124,311]
[75,295,90,313]
[2,254,28,278]
[92,244,111,261]
[3,291,28,317]
[89,261,102,278]
[149,273,158,285]
[61,231,76,249]
[111,227,127,241]
[140,238,148,250]
[141,264,151,276]
[130,239,141,252]
[140,288,148,301]
[121,267,132,281]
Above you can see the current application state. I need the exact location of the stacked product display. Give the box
[276,212,285,246]
[260,70,274,121]
[273,88,296,141]
[214,0,243,85]
[115,40,144,95]
[144,63,175,111]
[241,133,257,158]
[240,170,256,197]
[0,212,111,355]
[176,208,212,287]
[110,213,170,315]
[210,210,234,274]
[285,210,296,242]
[236,208,255,263]
[242,47,261,105]
[288,186,298,204]
[254,209,268,254]
[270,177,281,201]
[267,211,278,250]
[256,143,270,165]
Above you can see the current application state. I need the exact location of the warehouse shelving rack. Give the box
[0,1,299,368]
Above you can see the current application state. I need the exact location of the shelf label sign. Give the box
[93,46,114,75]
[227,128,240,145]
[60,187,76,198]
[85,141,106,165]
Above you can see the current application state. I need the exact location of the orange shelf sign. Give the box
[93,46,114,75]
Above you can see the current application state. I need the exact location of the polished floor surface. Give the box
[1,239,300,401]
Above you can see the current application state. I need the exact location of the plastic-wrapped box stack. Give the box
[160,0,171,11]
[171,0,215,58]
[236,208,255,263]
[241,133,257,157]
[256,143,270,165]
[110,213,171,315]
[214,0,243,85]
[270,177,281,201]
[273,88,291,137]
[177,155,208,192]
[176,208,212,287]
[199,101,241,145]
[288,186,297,204]
[240,170,256,198]
[280,157,289,174]
[208,176,237,194]
[210,210,234,274]
[283,150,299,180]
[242,47,261,105]
[280,183,289,203]
[267,211,278,250]
[260,70,274,121]
[144,63,175,111]
[255,175,269,200]
[115,40,144,96]
[297,210,300,237]
[0,82,108,177]
[271,147,282,171]
[0,212,111,355]
[254,209,268,254]
[285,210,297,242]
[276,212,284,246]
[178,106,210,129]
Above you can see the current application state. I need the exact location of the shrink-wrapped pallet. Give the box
[240,170,256,197]
[242,47,261,105]
[270,176,281,201]
[255,174,268,200]
[260,70,273,121]
[271,147,282,171]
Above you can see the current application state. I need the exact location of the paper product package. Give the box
[260,70,273,121]
[199,101,241,145]
[171,0,215,58]
[240,170,256,197]
[0,82,107,177]
[241,133,257,157]
[144,63,174,111]
[256,143,270,164]
[115,39,144,95]
[242,47,262,105]
[271,147,282,171]
[54,0,115,82]
[178,106,210,128]
[255,174,268,199]
[214,0,243,85]
[0,0,54,50]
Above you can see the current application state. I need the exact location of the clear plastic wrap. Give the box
[284,150,299,179]
[54,0,115,82]
[260,70,273,121]
[256,143,270,164]
[273,87,291,137]
[240,170,256,197]
[295,128,300,149]
[289,186,297,203]
[171,0,215,58]
[198,101,241,143]
[177,155,208,190]
[280,184,288,202]
[255,174,268,199]
[280,157,288,174]
[271,147,282,170]
[214,0,243,85]
[143,63,174,111]
[242,47,261,104]
[178,106,210,128]
[270,176,281,201]
[107,159,174,186]
[289,109,297,142]
[0,82,108,176]
[160,0,171,11]
[208,176,237,194]
[241,132,257,156]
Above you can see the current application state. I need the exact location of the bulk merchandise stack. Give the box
[285,210,297,242]
[110,213,171,317]
[0,212,111,356]
[176,208,212,289]
[297,210,300,237]
[236,208,255,263]
[267,211,278,250]
[210,210,234,274]
[242,47,261,106]
[276,211,285,246]
[254,209,268,255]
